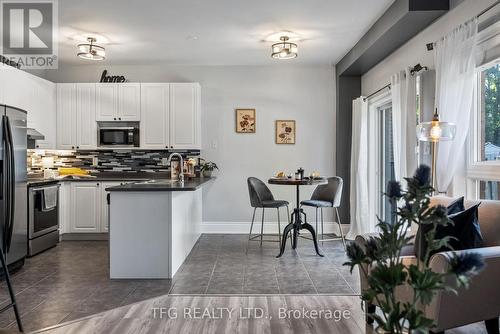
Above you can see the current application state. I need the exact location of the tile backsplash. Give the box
[28,149,201,173]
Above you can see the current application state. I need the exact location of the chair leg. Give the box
[315,207,319,240]
[260,208,265,246]
[335,207,347,250]
[320,207,324,246]
[248,207,256,240]
[246,207,257,254]
[277,207,281,244]
[485,317,499,334]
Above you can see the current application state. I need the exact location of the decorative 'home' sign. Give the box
[100,70,126,83]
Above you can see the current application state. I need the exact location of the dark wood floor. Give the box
[34,295,496,334]
[0,234,358,332]
[1,235,496,333]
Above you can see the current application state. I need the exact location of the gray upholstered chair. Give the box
[356,196,500,333]
[300,176,346,249]
[247,177,290,246]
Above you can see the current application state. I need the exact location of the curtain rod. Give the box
[363,83,391,101]
[427,1,500,51]
[477,0,500,18]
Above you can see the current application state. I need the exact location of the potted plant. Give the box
[344,165,484,334]
[200,161,218,178]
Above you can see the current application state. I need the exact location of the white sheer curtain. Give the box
[347,97,375,240]
[391,68,417,182]
[434,18,478,193]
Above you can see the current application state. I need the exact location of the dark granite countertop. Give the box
[105,177,214,192]
[27,179,60,188]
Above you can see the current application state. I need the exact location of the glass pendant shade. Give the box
[416,111,456,142]
[77,37,106,61]
[271,36,298,60]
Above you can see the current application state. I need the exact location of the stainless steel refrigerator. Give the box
[0,104,27,268]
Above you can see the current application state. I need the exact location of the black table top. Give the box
[268,177,327,186]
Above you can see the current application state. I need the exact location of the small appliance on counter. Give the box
[28,181,60,256]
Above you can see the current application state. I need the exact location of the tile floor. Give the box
[0,234,357,332]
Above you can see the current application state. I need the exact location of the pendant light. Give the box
[77,37,106,61]
[271,36,298,60]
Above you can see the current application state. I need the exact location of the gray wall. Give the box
[43,64,336,223]
[361,0,496,95]
[335,76,361,223]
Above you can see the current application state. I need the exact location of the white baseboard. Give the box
[200,221,349,235]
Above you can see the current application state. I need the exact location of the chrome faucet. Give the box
[167,153,184,183]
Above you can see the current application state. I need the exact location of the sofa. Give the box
[355,196,500,334]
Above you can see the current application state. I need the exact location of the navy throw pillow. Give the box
[414,199,482,261]
[446,196,465,215]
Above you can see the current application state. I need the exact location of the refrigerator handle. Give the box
[1,115,9,253]
[3,116,15,252]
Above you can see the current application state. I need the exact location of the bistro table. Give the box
[268,177,327,257]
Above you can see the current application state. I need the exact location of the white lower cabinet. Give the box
[59,181,132,235]
[70,182,101,233]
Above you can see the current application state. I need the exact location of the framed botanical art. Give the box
[235,109,256,133]
[275,120,296,144]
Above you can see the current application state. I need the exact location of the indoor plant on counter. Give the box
[344,165,484,334]
[200,160,218,178]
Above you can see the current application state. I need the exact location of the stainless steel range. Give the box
[28,182,60,256]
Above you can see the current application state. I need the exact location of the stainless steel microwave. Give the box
[97,122,140,147]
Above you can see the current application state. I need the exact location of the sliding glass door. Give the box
[378,104,395,224]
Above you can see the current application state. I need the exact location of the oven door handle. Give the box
[30,184,60,192]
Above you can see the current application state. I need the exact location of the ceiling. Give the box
[57,0,394,66]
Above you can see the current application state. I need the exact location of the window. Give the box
[467,60,500,199]
[479,64,500,162]
[479,180,500,200]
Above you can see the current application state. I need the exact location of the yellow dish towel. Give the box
[58,167,89,176]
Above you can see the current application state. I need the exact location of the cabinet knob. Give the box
[114,117,117,120]
[171,146,173,148]
[36,145,40,148]
[118,117,121,120]
[72,146,75,149]
[76,146,79,149]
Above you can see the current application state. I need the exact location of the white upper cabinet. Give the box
[95,84,118,121]
[30,76,56,149]
[170,83,201,149]
[96,83,140,121]
[140,83,201,150]
[56,84,77,150]
[76,84,97,149]
[118,84,141,121]
[57,83,97,149]
[0,68,57,149]
[140,84,170,149]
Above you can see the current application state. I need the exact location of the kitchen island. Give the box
[106,178,213,279]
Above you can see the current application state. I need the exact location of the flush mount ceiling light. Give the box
[77,37,106,61]
[271,36,298,60]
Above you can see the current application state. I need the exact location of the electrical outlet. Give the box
[162,157,169,166]
[92,157,98,166]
